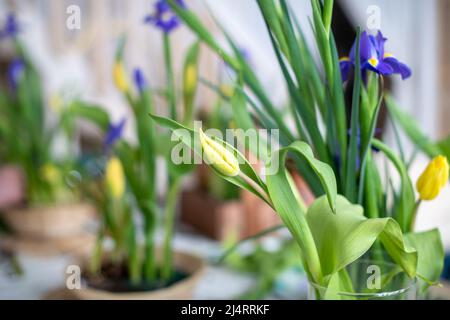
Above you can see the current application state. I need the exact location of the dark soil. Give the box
[84,262,189,293]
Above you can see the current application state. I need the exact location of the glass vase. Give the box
[308,259,417,300]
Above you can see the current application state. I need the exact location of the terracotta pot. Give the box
[180,189,243,240]
[0,202,96,240]
[73,251,206,300]
[0,165,25,210]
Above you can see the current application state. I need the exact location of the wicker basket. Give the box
[72,251,206,300]
[1,203,96,240]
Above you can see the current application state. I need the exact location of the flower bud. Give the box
[106,157,125,199]
[113,62,129,93]
[416,155,449,201]
[199,129,240,177]
[184,64,197,93]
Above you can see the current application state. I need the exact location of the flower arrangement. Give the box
[149,0,449,299]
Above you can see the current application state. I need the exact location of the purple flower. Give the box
[104,118,126,148]
[8,58,24,91]
[133,68,147,94]
[144,0,186,33]
[340,31,411,82]
[0,13,20,39]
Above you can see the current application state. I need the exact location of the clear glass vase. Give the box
[308,259,417,300]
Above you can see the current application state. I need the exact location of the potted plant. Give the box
[69,1,205,299]
[151,0,448,299]
[0,13,95,254]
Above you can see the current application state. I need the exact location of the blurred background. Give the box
[0,0,449,299]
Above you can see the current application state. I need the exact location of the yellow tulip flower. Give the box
[105,157,125,199]
[113,62,129,93]
[199,129,240,177]
[416,155,449,201]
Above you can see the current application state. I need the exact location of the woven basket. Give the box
[1,203,96,240]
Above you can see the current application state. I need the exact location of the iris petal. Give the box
[384,57,412,80]
[104,118,126,148]
[339,59,352,82]
[376,61,394,76]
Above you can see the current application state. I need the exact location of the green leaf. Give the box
[437,135,450,161]
[404,229,444,292]
[265,141,338,283]
[270,141,337,211]
[66,101,110,132]
[385,95,442,158]
[372,139,415,232]
[307,195,418,279]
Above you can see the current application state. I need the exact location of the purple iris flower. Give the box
[133,68,147,94]
[144,0,186,33]
[104,118,126,148]
[8,58,24,91]
[0,13,20,39]
[340,31,412,82]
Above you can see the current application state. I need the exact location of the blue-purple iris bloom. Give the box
[144,0,186,33]
[133,68,147,94]
[8,58,24,91]
[0,13,20,39]
[104,118,126,148]
[340,31,412,82]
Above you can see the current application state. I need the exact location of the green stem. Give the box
[142,204,157,282]
[322,0,334,37]
[164,34,177,121]
[409,200,422,232]
[161,178,181,281]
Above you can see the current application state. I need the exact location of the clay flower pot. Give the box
[73,251,206,300]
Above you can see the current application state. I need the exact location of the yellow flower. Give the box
[199,128,240,177]
[49,95,63,113]
[113,62,129,93]
[105,157,125,199]
[416,155,449,201]
[184,64,197,93]
[219,85,234,98]
[40,164,61,184]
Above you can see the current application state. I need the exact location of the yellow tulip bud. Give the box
[199,129,240,177]
[105,157,125,199]
[416,155,449,201]
[219,85,234,98]
[49,95,63,113]
[113,62,129,92]
[40,164,61,184]
[184,64,197,93]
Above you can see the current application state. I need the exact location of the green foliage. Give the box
[0,41,81,205]
[163,0,445,297]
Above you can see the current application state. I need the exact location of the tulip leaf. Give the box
[265,142,331,283]
[404,229,444,293]
[307,195,417,279]
[372,139,415,232]
[437,135,450,164]
[268,141,337,212]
